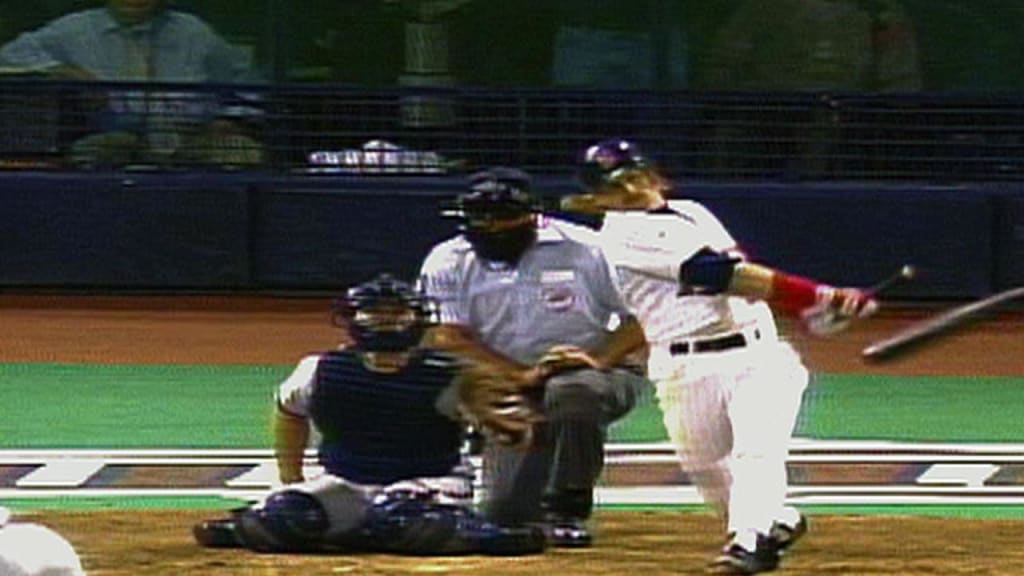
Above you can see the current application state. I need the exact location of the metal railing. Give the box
[2,79,1024,181]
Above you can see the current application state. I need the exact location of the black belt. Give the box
[669,333,748,356]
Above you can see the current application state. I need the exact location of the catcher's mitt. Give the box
[455,362,539,449]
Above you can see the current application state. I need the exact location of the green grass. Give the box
[0,363,288,447]
[9,498,1024,519]
[4,363,1024,447]
[5,363,1024,515]
[795,373,1024,443]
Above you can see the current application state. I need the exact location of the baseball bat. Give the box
[865,264,917,298]
[862,285,1024,361]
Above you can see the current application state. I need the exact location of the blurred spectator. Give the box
[702,0,920,92]
[551,0,688,90]
[0,0,263,169]
[902,0,1024,92]
[698,0,921,179]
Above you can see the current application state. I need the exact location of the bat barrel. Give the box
[862,286,1024,361]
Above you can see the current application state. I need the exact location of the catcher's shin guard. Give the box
[233,491,330,553]
[362,489,546,556]
[193,518,243,548]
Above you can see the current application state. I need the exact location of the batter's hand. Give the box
[801,286,878,336]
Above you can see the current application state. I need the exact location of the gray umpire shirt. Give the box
[419,223,631,365]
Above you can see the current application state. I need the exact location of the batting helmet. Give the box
[334,273,432,353]
[577,138,650,189]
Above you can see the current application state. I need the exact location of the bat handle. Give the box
[866,264,917,297]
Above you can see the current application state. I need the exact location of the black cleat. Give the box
[709,535,779,574]
[768,514,808,554]
[193,518,243,549]
[544,517,592,548]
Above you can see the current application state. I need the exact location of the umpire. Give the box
[419,167,649,547]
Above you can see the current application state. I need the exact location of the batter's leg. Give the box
[726,344,808,542]
[656,369,733,521]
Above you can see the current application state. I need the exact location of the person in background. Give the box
[0,0,263,168]
[698,0,921,179]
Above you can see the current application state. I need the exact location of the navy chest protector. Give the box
[309,350,464,484]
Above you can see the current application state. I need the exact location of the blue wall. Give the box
[0,172,1018,298]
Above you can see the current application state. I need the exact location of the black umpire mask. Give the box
[464,224,537,265]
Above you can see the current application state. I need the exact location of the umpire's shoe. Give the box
[193,518,243,549]
[543,516,592,548]
[542,489,593,548]
[709,533,780,575]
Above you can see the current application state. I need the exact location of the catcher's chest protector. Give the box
[310,351,463,484]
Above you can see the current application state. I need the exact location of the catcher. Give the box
[192,273,544,556]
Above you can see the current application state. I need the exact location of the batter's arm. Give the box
[727,261,867,318]
[681,254,877,332]
[273,406,309,484]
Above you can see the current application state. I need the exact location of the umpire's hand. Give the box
[536,344,605,375]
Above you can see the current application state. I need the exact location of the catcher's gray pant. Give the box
[267,473,473,542]
[481,367,650,525]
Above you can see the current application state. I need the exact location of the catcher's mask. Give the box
[333,274,432,353]
[443,167,540,264]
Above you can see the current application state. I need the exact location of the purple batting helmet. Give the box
[577,139,650,189]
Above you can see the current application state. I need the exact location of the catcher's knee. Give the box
[234,490,330,553]
[362,490,546,556]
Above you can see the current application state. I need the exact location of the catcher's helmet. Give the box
[577,138,650,189]
[335,273,431,353]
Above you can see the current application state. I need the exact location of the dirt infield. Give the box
[3,295,1023,575]
[2,294,1022,376]
[24,508,1024,576]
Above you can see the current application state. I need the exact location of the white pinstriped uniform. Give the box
[551,199,809,539]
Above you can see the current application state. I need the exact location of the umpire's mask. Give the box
[452,168,539,265]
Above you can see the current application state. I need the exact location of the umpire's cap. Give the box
[442,167,541,223]
[577,138,651,189]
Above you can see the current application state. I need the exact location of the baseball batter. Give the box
[553,140,876,574]
[192,274,544,556]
